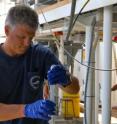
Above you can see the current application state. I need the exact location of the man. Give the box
[0,5,79,124]
[111,84,117,109]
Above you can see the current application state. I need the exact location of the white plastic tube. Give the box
[102,5,112,124]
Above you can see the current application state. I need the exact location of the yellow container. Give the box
[60,91,80,118]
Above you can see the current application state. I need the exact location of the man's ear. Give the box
[4,25,10,36]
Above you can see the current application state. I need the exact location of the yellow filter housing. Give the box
[60,91,80,118]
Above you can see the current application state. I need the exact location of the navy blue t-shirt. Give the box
[0,44,60,124]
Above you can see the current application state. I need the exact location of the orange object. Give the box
[112,36,117,42]
[53,31,63,36]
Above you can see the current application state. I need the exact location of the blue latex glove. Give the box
[24,99,56,120]
[47,64,69,86]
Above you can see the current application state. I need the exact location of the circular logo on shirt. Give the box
[29,75,40,90]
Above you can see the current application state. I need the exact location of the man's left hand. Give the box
[47,65,69,86]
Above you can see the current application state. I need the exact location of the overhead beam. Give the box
[37,0,117,24]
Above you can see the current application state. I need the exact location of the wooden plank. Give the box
[35,0,70,14]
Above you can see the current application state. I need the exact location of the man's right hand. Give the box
[24,99,56,121]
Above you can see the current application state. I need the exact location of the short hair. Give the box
[5,5,39,29]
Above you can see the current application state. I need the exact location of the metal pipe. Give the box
[58,35,64,116]
[102,5,113,124]
[84,17,96,124]
[66,0,76,42]
[84,26,92,124]
[94,9,102,124]
[95,42,100,124]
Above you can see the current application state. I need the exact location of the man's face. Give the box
[5,24,36,56]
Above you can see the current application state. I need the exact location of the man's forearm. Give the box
[0,103,25,121]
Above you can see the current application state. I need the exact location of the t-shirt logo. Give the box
[29,75,40,90]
